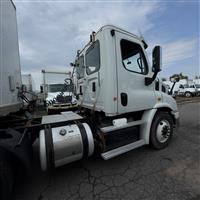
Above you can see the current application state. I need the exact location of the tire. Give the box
[150,112,173,149]
[185,92,192,97]
[0,149,14,200]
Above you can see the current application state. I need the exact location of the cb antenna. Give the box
[138,29,148,49]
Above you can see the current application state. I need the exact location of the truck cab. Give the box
[75,25,177,116]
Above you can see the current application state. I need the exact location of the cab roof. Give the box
[76,25,148,58]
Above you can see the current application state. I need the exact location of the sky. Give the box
[13,0,199,89]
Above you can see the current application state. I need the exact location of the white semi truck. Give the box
[41,70,77,113]
[38,25,179,170]
[0,1,179,199]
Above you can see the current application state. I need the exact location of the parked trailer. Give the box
[22,74,35,92]
[0,8,179,200]
[0,0,22,116]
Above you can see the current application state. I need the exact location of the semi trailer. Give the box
[0,1,179,199]
[0,0,22,116]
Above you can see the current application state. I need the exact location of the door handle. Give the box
[121,93,128,106]
[80,85,83,95]
[92,82,96,92]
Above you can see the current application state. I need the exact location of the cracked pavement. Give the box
[14,102,200,200]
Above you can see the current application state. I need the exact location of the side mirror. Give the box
[70,62,75,67]
[179,85,184,89]
[170,76,180,83]
[152,46,162,73]
[64,78,72,86]
[145,45,162,86]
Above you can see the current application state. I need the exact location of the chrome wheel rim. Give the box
[156,120,171,143]
[185,93,191,97]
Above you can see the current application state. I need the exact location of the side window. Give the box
[86,40,100,75]
[120,39,148,74]
[76,55,84,79]
[179,84,184,89]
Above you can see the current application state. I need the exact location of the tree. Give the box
[170,73,188,81]
[179,73,188,80]
[161,78,167,81]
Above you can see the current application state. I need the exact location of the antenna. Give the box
[138,29,148,49]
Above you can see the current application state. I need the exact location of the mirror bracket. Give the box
[145,77,152,86]
[145,72,158,86]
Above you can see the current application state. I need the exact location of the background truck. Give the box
[0,0,22,116]
[0,1,179,199]
[41,70,77,113]
[178,84,197,97]
[164,79,199,97]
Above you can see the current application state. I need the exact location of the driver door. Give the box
[115,31,156,114]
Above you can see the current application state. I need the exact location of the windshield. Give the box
[48,84,67,93]
[76,55,84,79]
[195,84,200,88]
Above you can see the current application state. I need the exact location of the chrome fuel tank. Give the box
[39,122,94,171]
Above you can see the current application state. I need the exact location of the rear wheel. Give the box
[0,149,14,200]
[150,112,173,149]
[185,92,192,97]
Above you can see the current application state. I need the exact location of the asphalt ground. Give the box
[14,101,200,200]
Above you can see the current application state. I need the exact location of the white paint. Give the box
[113,118,127,127]
[0,0,22,115]
[76,25,157,116]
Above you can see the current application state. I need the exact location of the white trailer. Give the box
[22,74,35,92]
[0,0,22,116]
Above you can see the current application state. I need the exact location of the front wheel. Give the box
[185,92,192,97]
[150,112,173,149]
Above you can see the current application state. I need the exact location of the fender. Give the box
[154,102,179,122]
[140,108,157,144]
[153,102,177,111]
[0,128,32,173]
[141,102,179,144]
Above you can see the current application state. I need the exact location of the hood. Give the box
[46,92,77,104]
[46,92,60,102]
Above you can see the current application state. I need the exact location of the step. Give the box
[101,139,146,160]
[100,120,145,133]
